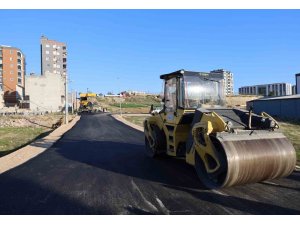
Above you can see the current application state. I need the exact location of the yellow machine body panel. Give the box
[79,93,97,112]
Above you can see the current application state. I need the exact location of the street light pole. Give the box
[65,73,68,124]
[71,89,74,114]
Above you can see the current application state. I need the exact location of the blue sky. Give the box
[0,10,299,94]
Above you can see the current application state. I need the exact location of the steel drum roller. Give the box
[216,131,296,187]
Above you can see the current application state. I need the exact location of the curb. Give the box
[112,114,144,132]
[0,115,81,174]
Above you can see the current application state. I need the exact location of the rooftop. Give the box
[250,94,300,101]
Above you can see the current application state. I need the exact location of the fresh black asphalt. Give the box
[0,113,299,214]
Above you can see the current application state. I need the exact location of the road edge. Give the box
[0,115,81,174]
[111,114,144,132]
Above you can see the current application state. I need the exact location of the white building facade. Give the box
[25,72,65,112]
[239,83,292,97]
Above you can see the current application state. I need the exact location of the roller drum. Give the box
[217,131,296,187]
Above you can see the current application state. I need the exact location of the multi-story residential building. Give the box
[210,69,234,96]
[296,73,300,94]
[239,83,292,97]
[0,45,26,105]
[40,36,67,76]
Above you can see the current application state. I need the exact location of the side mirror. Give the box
[149,104,154,114]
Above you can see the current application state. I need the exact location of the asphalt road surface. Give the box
[0,113,300,215]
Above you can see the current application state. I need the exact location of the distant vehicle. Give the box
[79,93,97,113]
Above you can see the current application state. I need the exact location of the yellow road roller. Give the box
[79,93,96,113]
[144,70,296,188]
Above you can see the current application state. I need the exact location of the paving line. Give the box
[131,179,159,213]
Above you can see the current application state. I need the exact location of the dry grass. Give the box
[0,127,50,157]
[0,113,76,157]
[97,95,161,114]
[122,116,148,127]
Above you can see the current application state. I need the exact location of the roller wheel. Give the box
[194,136,228,189]
[145,125,166,158]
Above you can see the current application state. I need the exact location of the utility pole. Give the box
[75,91,78,112]
[71,89,74,114]
[65,74,68,124]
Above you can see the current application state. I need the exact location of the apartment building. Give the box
[239,83,292,96]
[41,36,67,76]
[0,45,26,105]
[210,69,234,96]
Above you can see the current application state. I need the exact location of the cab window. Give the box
[164,78,177,112]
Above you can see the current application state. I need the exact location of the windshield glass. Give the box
[182,75,225,108]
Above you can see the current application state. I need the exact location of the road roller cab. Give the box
[144,69,296,188]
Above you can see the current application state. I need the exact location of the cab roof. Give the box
[160,69,210,80]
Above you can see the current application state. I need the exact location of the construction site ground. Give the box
[0,114,76,157]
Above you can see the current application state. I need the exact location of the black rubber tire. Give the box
[145,125,166,158]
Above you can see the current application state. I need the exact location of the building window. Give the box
[10,57,13,61]
[63,46,66,50]
[45,51,49,54]
[10,50,13,54]
[53,45,56,48]
[18,78,22,84]
[57,46,61,49]
[10,64,14,68]
[10,71,14,74]
[18,72,21,77]
[46,57,49,61]
[56,64,60,68]
[45,44,50,48]
[10,78,14,81]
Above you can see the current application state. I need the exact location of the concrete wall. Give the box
[248,97,300,121]
[25,72,65,112]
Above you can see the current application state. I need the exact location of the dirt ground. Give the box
[0,114,64,128]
